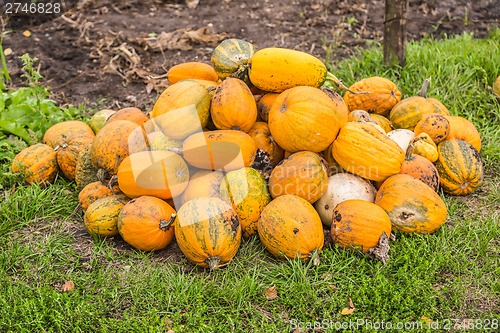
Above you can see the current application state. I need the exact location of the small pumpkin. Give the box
[257,92,279,122]
[399,146,440,192]
[247,122,284,167]
[211,38,255,82]
[43,120,94,149]
[174,197,241,269]
[89,109,116,134]
[75,145,99,190]
[118,196,176,251]
[434,139,483,196]
[268,86,342,153]
[11,143,58,186]
[84,195,129,237]
[106,107,150,130]
[258,195,324,262]
[181,170,224,204]
[210,77,257,132]
[331,200,392,253]
[409,133,438,162]
[370,114,392,133]
[444,116,481,152]
[78,181,115,211]
[347,110,375,123]
[220,167,271,238]
[375,174,447,233]
[56,134,94,181]
[343,76,402,116]
[167,61,218,84]
[414,113,450,144]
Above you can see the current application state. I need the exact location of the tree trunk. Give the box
[384,0,408,67]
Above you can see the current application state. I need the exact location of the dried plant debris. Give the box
[367,231,390,264]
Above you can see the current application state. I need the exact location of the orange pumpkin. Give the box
[268,86,342,153]
[56,134,94,181]
[106,107,150,130]
[181,170,224,204]
[118,196,176,251]
[320,87,349,127]
[11,143,58,187]
[43,120,94,149]
[247,122,284,167]
[399,146,440,192]
[75,145,99,190]
[444,116,481,152]
[413,113,450,144]
[167,61,218,84]
[331,200,392,253]
[347,110,375,123]
[78,181,114,211]
[257,92,279,122]
[322,143,344,175]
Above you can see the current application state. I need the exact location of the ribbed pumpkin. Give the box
[78,181,114,211]
[409,133,438,162]
[444,116,481,152]
[211,38,255,82]
[210,77,257,132]
[151,80,211,140]
[343,77,402,116]
[43,120,94,149]
[75,145,99,190]
[11,143,58,186]
[257,92,279,122]
[91,120,148,176]
[322,143,344,175]
[399,147,439,192]
[220,167,271,238]
[247,122,284,167]
[174,197,241,269]
[268,86,341,153]
[414,113,450,144]
[390,96,437,130]
[434,139,483,196]
[182,130,256,171]
[84,195,129,237]
[320,87,349,128]
[89,109,116,134]
[375,174,447,233]
[117,151,189,200]
[167,61,218,84]
[269,151,329,203]
[56,134,94,180]
[370,114,392,133]
[332,122,405,182]
[118,196,176,251]
[181,170,224,204]
[257,195,324,262]
[331,200,392,252]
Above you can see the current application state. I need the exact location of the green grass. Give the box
[1,31,500,332]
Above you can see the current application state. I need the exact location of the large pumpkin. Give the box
[343,76,402,116]
[258,195,324,262]
[84,195,129,237]
[182,130,256,171]
[332,122,405,182]
[434,139,483,196]
[118,196,176,251]
[148,131,183,151]
[210,77,257,132]
[43,120,94,149]
[117,151,189,199]
[174,197,241,269]
[11,143,58,187]
[247,122,284,167]
[320,87,349,128]
[390,96,449,130]
[181,170,224,204]
[268,151,329,203]
[331,200,392,252]
[219,167,271,238]
[106,107,150,131]
[268,86,342,153]
[444,116,481,152]
[78,181,115,211]
[167,61,218,84]
[56,134,94,181]
[151,80,211,140]
[375,174,447,233]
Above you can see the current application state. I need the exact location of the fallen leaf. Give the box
[367,231,390,264]
[62,281,75,292]
[264,286,278,300]
[341,307,355,315]
[63,190,73,195]
[329,284,337,291]
[4,48,12,56]
[23,30,31,37]
[348,297,355,309]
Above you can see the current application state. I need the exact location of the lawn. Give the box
[0,31,499,332]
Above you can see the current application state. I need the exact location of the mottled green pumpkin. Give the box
[84,195,129,237]
[210,38,255,83]
[11,143,58,187]
[75,145,99,190]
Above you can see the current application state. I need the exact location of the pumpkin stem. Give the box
[97,168,108,184]
[309,249,321,266]
[205,256,222,270]
[405,143,415,160]
[324,72,367,95]
[159,213,177,231]
[108,175,119,193]
[418,77,432,98]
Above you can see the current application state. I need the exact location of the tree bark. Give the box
[384,0,408,67]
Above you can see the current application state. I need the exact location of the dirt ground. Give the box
[2,0,500,110]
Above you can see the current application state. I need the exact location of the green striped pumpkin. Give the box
[11,143,58,187]
[434,139,483,196]
[211,38,255,83]
[75,144,99,190]
[84,195,129,237]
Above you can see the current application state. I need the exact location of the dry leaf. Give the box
[341,307,355,315]
[23,30,31,37]
[368,231,390,264]
[186,0,200,9]
[348,297,355,309]
[264,286,278,300]
[4,48,12,56]
[329,284,337,291]
[62,281,75,292]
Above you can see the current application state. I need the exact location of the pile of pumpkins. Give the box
[11,38,486,269]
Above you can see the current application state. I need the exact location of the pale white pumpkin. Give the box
[387,129,415,152]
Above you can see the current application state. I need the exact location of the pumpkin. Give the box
[343,77,402,116]
[148,131,183,151]
[427,98,450,116]
[247,122,284,167]
[220,167,271,238]
[84,195,128,237]
[331,200,392,252]
[414,113,450,144]
[370,114,392,133]
[106,107,150,131]
[257,194,324,262]
[320,87,349,127]
[399,146,440,192]
[118,196,176,251]
[386,129,415,152]
[390,96,438,130]
[269,151,329,203]
[210,77,257,132]
[180,79,219,96]
[181,170,224,204]
[409,132,438,162]
[375,174,447,233]
[11,143,58,186]
[78,181,114,211]
[167,62,218,84]
[117,150,189,200]
[151,80,211,140]
[322,143,344,175]
[75,145,99,190]
[444,116,481,152]
[182,130,256,171]
[174,197,241,269]
[43,120,94,149]
[493,75,500,99]
[434,139,483,196]
[211,38,255,82]
[268,86,342,153]
[89,109,116,134]
[56,134,94,181]
[91,120,148,176]
[314,173,376,227]
[332,122,405,182]
[257,93,279,122]
[347,110,374,123]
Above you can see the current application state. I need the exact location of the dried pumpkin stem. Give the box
[205,256,222,270]
[108,175,119,193]
[159,213,177,231]
[418,77,432,98]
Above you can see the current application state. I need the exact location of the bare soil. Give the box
[2,0,499,110]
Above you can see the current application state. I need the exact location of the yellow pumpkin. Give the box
[84,195,129,237]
